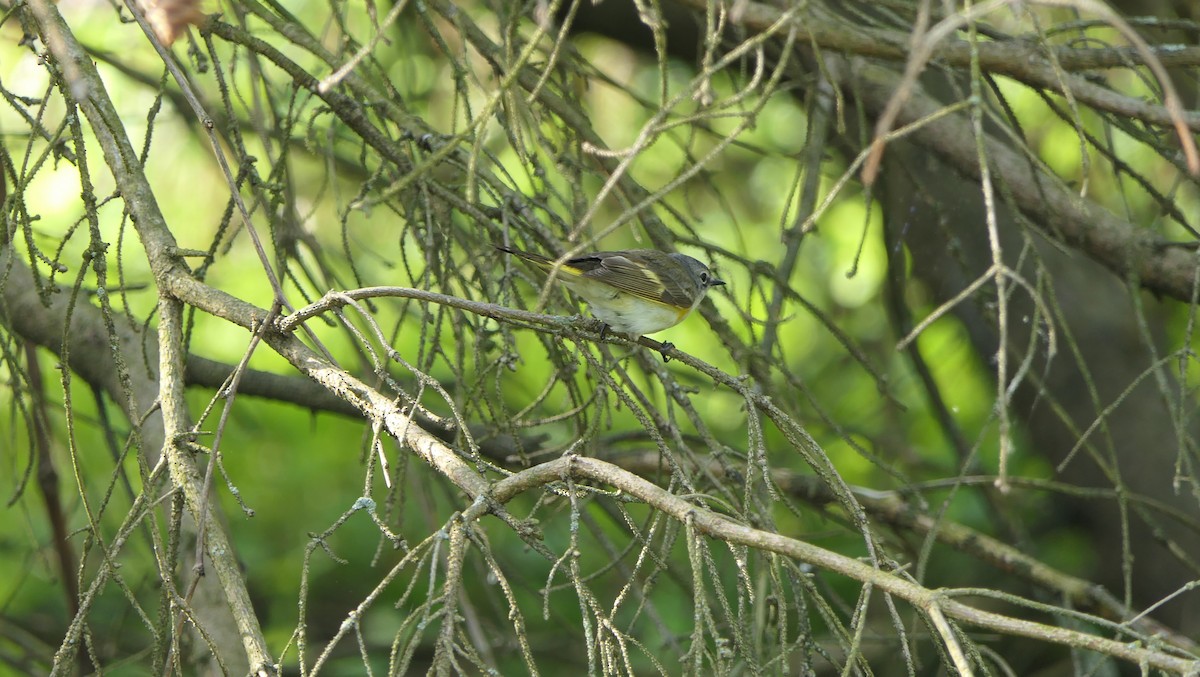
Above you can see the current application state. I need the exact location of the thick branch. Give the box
[155,296,274,675]
[20,0,273,670]
[712,0,1200,131]
[837,57,1200,300]
[488,456,1199,674]
[607,451,1198,652]
[624,0,1200,301]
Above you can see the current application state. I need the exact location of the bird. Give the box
[498,245,723,358]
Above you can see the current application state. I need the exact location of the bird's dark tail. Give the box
[496,245,554,266]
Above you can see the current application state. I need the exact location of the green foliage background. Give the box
[1,0,1197,674]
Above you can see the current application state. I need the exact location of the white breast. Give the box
[562,278,688,335]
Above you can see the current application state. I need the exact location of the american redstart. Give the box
[497,245,724,339]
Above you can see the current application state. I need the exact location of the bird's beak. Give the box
[710,278,726,287]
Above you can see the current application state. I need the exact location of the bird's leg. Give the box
[636,336,674,362]
[658,341,675,362]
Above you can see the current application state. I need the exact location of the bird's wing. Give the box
[571,253,695,308]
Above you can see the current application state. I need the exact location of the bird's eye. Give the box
[699,272,709,283]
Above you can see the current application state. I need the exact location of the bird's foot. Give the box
[658,341,675,362]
